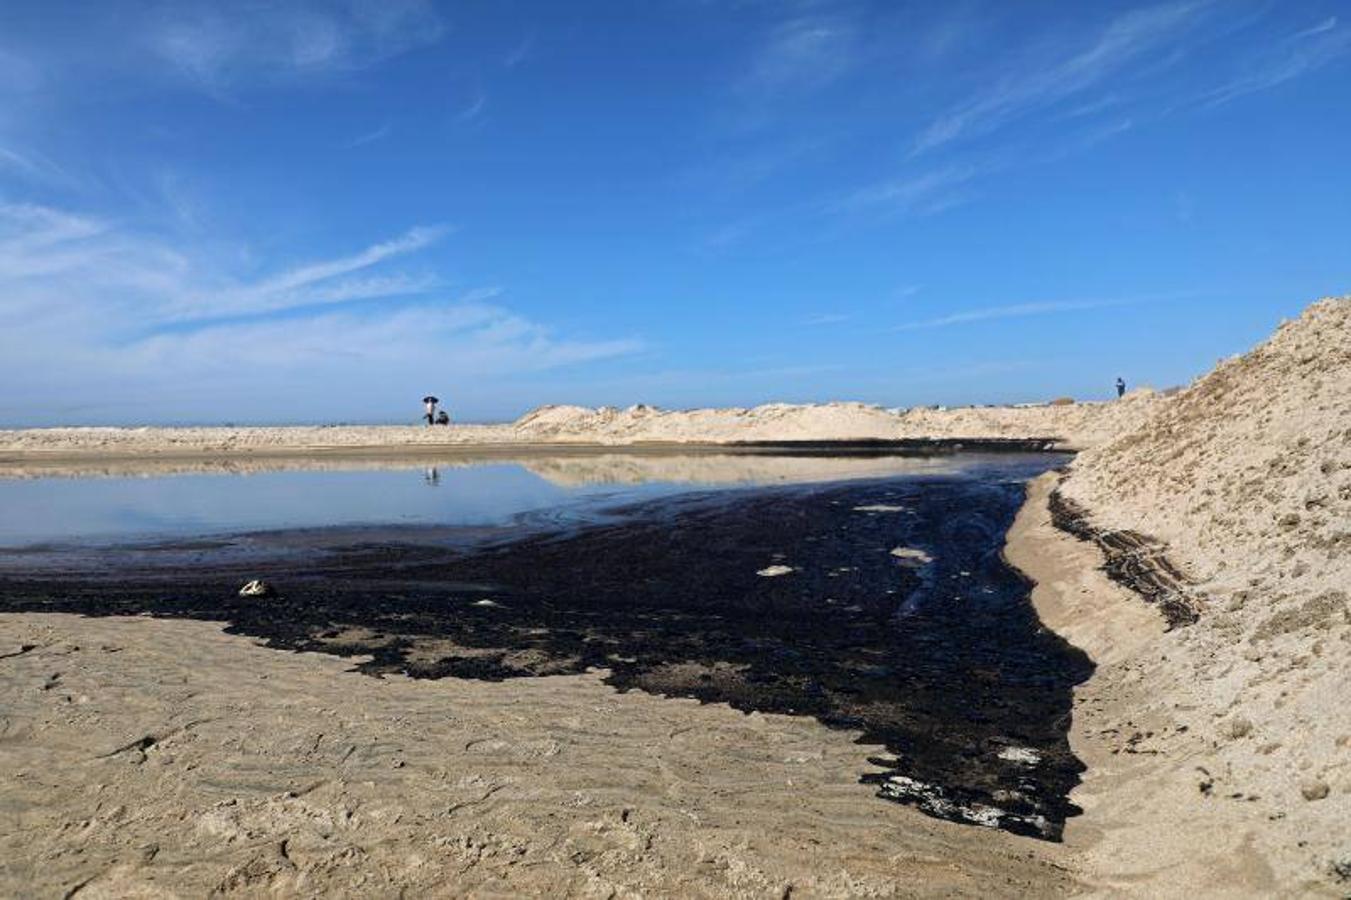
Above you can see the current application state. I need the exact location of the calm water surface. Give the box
[0,451,1063,548]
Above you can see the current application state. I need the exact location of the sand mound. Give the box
[0,397,1156,458]
[1066,297,1350,603]
[512,401,909,443]
[1058,296,1351,890]
[510,396,1164,448]
[895,390,1161,449]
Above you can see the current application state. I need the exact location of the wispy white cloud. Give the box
[740,15,859,96]
[912,1,1206,154]
[212,227,443,305]
[835,164,984,216]
[343,122,392,148]
[455,91,488,123]
[892,296,1169,331]
[0,144,73,187]
[140,225,452,321]
[504,32,535,68]
[147,0,445,90]
[1196,16,1351,107]
[0,203,643,424]
[1292,16,1339,41]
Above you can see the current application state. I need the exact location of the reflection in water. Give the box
[0,451,1067,549]
[0,449,1028,484]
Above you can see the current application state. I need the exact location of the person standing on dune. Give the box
[422,395,439,425]
[1115,377,1126,398]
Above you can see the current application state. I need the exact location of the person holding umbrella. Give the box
[422,395,439,425]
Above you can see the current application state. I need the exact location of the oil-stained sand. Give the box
[1,462,1091,842]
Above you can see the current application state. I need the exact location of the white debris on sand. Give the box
[756,565,796,577]
[853,504,908,513]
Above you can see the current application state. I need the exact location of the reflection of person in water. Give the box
[424,467,440,486]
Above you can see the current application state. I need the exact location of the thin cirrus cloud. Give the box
[1195,16,1350,107]
[732,10,861,116]
[833,4,1346,225]
[834,164,984,216]
[172,224,450,320]
[911,1,1207,155]
[343,122,392,148]
[802,312,850,326]
[892,296,1174,331]
[148,0,445,88]
[0,202,643,420]
[455,90,488,123]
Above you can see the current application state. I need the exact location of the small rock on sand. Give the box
[1300,779,1330,801]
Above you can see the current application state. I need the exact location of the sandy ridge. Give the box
[1046,297,1351,894]
[0,393,1163,460]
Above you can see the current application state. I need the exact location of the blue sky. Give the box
[0,0,1348,425]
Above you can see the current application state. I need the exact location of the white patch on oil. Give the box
[997,746,1042,766]
[889,546,932,565]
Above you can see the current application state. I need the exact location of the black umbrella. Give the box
[422,395,439,404]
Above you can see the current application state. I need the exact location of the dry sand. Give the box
[0,614,1073,898]
[1009,476,1342,897]
[0,391,1162,463]
[509,397,1160,449]
[1044,297,1351,894]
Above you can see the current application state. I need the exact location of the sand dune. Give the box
[513,395,1161,450]
[1048,297,1351,894]
[0,392,1161,463]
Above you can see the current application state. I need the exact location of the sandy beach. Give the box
[0,613,1077,898]
[0,390,1163,464]
[1,298,1347,897]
